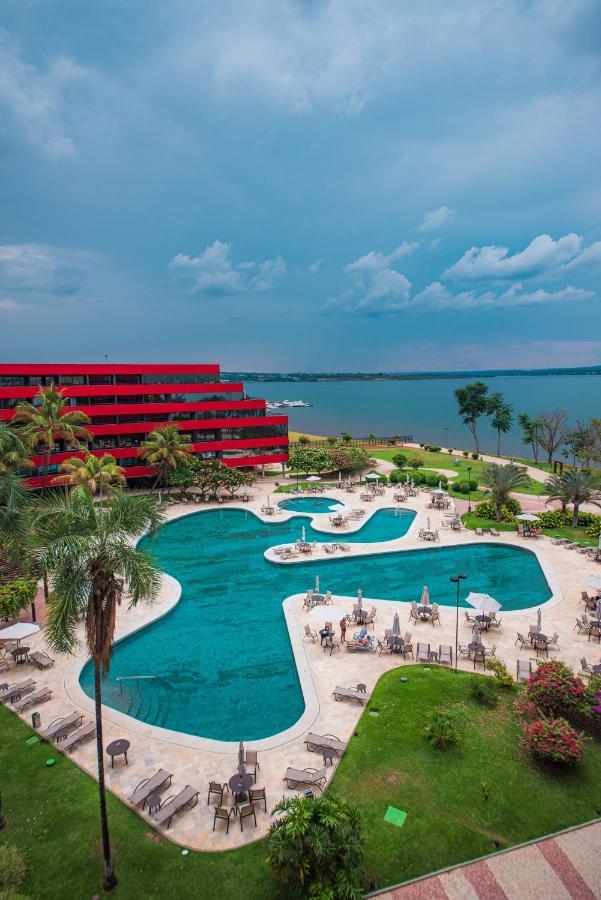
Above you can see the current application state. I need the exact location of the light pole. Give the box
[444,426,450,450]
[450,573,467,672]
[467,465,472,514]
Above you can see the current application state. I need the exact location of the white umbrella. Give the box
[337,470,342,485]
[301,525,306,542]
[308,604,347,621]
[465,592,501,615]
[421,586,430,605]
[583,576,601,591]
[307,475,321,482]
[0,622,40,643]
[315,575,320,594]
[392,612,401,636]
[365,472,380,481]
[357,589,363,608]
[537,607,542,632]
[516,513,540,522]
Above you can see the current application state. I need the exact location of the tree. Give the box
[140,424,193,488]
[13,386,92,490]
[518,413,543,463]
[0,577,37,621]
[408,456,424,470]
[482,463,529,521]
[536,410,569,464]
[368,433,377,443]
[0,424,33,475]
[341,433,353,444]
[298,435,310,446]
[545,470,601,526]
[326,436,337,446]
[266,793,365,899]
[53,452,126,497]
[454,381,489,452]
[563,420,600,468]
[392,452,407,469]
[288,448,331,477]
[33,488,163,891]
[487,393,513,457]
[219,465,255,498]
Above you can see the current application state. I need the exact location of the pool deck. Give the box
[1,479,600,856]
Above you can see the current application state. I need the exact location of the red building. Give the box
[0,363,288,488]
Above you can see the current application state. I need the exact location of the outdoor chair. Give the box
[245,750,260,779]
[0,649,10,672]
[533,639,548,658]
[472,649,486,670]
[239,803,257,831]
[42,711,84,742]
[376,639,392,655]
[458,644,469,657]
[475,528,484,536]
[574,616,591,634]
[28,651,55,670]
[485,644,497,657]
[515,633,530,650]
[409,603,419,624]
[12,686,52,712]
[516,660,532,683]
[488,615,503,632]
[305,734,346,755]
[130,769,173,807]
[249,787,267,812]
[384,628,393,644]
[284,767,328,792]
[464,610,475,625]
[304,625,318,643]
[430,610,441,627]
[153,785,200,829]
[213,807,232,834]
[416,642,430,662]
[580,658,593,679]
[207,781,227,805]
[323,638,340,655]
[402,640,414,659]
[0,679,35,703]
[529,625,538,636]
[547,632,560,651]
[61,721,95,753]
[490,528,500,536]
[438,644,452,665]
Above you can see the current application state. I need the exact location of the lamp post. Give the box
[467,465,472,514]
[450,573,467,672]
[444,426,450,450]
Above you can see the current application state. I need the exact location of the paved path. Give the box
[371,820,601,899]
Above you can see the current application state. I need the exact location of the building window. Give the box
[141,373,219,384]
[0,376,26,386]
[59,375,86,385]
[88,374,114,385]
[115,374,142,384]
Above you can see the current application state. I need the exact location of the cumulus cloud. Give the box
[346,242,418,272]
[412,280,593,310]
[417,206,454,232]
[324,242,415,315]
[444,233,590,281]
[170,240,286,295]
[307,257,326,274]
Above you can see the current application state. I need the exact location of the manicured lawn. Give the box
[461,514,517,532]
[329,666,601,891]
[373,448,488,480]
[461,514,595,545]
[0,707,275,900]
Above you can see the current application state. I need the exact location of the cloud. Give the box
[444,233,590,281]
[0,244,91,301]
[412,280,593,310]
[170,240,286,295]
[345,242,418,272]
[322,241,417,315]
[417,206,454,232]
[307,257,326,274]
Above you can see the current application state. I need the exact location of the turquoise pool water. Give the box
[279,495,345,513]
[80,508,552,742]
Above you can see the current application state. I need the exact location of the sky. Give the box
[0,0,600,372]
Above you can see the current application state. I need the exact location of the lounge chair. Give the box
[416,642,430,662]
[0,679,35,703]
[28,651,55,670]
[284,767,328,792]
[152,785,200,829]
[130,769,174,807]
[332,685,371,704]
[516,660,532,683]
[42,711,84,741]
[12,687,52,712]
[305,733,346,755]
[490,528,500,537]
[61,721,96,753]
[438,644,452,665]
[345,636,375,652]
[475,528,484,536]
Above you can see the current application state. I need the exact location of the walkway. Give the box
[371,820,601,899]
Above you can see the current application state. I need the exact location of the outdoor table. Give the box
[475,615,491,630]
[468,642,485,655]
[389,637,405,654]
[417,605,431,620]
[229,773,254,809]
[106,738,130,768]
[530,632,547,643]
[312,594,325,604]
[319,629,334,645]
[592,665,601,675]
[353,610,367,623]
[322,747,337,767]
[147,792,162,815]
[11,646,30,665]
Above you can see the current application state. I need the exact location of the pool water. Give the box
[278,495,346,513]
[80,508,552,742]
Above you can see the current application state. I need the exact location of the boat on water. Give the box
[266,399,312,409]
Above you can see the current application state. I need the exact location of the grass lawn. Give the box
[0,707,275,900]
[330,666,601,891]
[461,514,516,532]
[460,514,595,545]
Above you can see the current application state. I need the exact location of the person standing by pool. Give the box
[339,617,347,643]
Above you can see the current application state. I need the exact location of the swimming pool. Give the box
[80,508,552,742]
[279,495,346,513]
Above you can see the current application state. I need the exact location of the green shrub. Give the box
[378,474,388,485]
[0,845,27,895]
[536,510,570,528]
[476,497,521,521]
[0,578,38,622]
[409,457,424,470]
[391,453,407,468]
[453,478,478,494]
[463,450,469,457]
[586,516,601,539]
[422,710,461,750]
[469,676,498,707]
[521,717,585,766]
[471,452,480,459]
[424,445,441,453]
[485,658,515,688]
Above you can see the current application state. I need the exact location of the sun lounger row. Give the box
[0,679,53,712]
[129,768,200,829]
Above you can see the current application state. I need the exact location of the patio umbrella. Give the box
[0,622,40,643]
[392,612,401,636]
[238,741,245,775]
[338,470,342,485]
[357,589,363,608]
[583,576,601,591]
[366,472,380,481]
[308,604,348,621]
[421,586,430,605]
[427,517,431,531]
[307,475,321,482]
[472,622,481,643]
[465,592,501,615]
[315,575,320,594]
[537,607,542,632]
[301,525,306,542]
[516,513,540,522]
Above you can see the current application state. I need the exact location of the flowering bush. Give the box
[521,717,585,765]
[526,662,587,720]
[476,498,521,522]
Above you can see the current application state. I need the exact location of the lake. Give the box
[254,375,601,457]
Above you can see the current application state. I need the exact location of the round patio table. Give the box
[147,792,162,815]
[229,773,254,810]
[468,642,485,654]
[389,638,405,654]
[106,738,130,768]
[319,629,334,645]
[417,606,431,619]
[475,615,491,628]
[530,633,547,643]
[311,594,325,604]
[322,747,336,767]
[11,646,30,665]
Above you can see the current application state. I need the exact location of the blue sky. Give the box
[1,0,600,371]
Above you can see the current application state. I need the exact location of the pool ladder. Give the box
[116,675,156,696]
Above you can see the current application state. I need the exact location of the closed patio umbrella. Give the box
[357,589,363,608]
[301,525,306,542]
[315,575,320,594]
[421,585,430,605]
[338,470,342,485]
[537,607,542,632]
[238,741,245,775]
[426,517,431,531]
[596,598,601,621]
[392,612,401,636]
[472,622,481,644]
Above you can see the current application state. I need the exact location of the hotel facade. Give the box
[0,363,289,488]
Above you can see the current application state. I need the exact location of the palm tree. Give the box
[140,424,192,488]
[32,488,163,891]
[54,452,126,498]
[482,463,529,521]
[0,423,34,475]
[13,385,92,490]
[487,394,514,457]
[545,469,601,526]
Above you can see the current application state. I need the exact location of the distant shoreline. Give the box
[226,365,601,383]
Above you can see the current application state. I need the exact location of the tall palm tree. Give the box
[54,452,126,498]
[13,385,92,490]
[32,488,163,891]
[140,424,192,488]
[545,469,601,526]
[482,463,529,521]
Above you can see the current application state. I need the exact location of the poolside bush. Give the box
[586,516,601,539]
[485,658,515,688]
[266,793,365,899]
[463,451,469,457]
[409,457,424,470]
[453,478,478,494]
[0,578,37,622]
[525,662,587,721]
[521,717,585,766]
[472,452,480,459]
[422,710,461,751]
[469,676,498,707]
[424,445,441,453]
[0,845,27,895]
[391,453,407,468]
[475,498,521,522]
